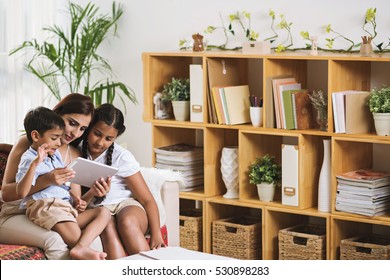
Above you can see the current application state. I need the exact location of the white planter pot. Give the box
[256,182,275,202]
[373,113,390,136]
[172,101,190,121]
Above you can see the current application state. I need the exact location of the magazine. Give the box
[336,169,390,188]
[154,143,203,156]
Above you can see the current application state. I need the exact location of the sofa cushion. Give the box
[0,244,46,260]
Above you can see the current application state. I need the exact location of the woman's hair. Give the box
[52,93,95,146]
[82,103,126,166]
[52,93,95,117]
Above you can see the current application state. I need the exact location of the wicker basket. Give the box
[179,209,203,251]
[340,235,390,260]
[279,224,326,260]
[212,216,262,260]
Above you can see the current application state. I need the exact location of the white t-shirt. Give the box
[88,143,140,206]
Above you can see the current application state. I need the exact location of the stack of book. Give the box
[331,90,372,134]
[266,75,314,130]
[211,85,251,125]
[154,143,204,191]
[335,169,390,216]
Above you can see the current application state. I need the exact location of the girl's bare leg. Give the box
[100,216,127,260]
[116,206,149,255]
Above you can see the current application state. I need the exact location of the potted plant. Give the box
[368,86,390,136]
[162,77,190,121]
[308,90,328,131]
[248,154,282,202]
[9,1,137,111]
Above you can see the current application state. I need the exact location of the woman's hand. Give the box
[90,177,111,197]
[149,234,166,250]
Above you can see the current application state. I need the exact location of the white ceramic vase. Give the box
[220,146,239,199]
[373,113,390,136]
[256,182,275,202]
[318,139,331,212]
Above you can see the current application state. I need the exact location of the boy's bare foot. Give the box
[70,245,107,260]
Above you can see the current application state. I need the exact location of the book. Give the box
[292,90,314,130]
[211,87,224,124]
[272,77,296,128]
[282,89,302,130]
[345,91,373,134]
[207,59,242,124]
[221,85,251,125]
[279,84,301,129]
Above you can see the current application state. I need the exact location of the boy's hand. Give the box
[34,143,49,165]
[73,195,87,212]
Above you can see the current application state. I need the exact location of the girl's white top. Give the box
[88,142,140,206]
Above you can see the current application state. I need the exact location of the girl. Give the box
[79,103,165,259]
[0,93,110,259]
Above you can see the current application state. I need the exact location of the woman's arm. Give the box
[2,136,30,201]
[125,172,164,245]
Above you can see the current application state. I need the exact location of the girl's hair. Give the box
[52,93,95,147]
[82,103,126,166]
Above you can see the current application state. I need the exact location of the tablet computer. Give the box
[67,157,118,187]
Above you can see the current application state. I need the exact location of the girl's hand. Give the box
[73,195,87,212]
[90,177,111,197]
[149,234,166,250]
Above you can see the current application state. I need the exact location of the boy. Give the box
[16,106,110,260]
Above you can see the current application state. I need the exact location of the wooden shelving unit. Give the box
[142,50,390,259]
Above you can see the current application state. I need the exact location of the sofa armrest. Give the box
[160,181,180,246]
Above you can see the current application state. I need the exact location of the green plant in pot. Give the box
[248,154,282,202]
[368,86,390,136]
[162,77,190,121]
[9,1,137,111]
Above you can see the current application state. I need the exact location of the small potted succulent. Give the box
[162,77,190,121]
[248,154,282,202]
[368,86,390,136]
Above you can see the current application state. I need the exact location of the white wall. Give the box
[56,0,390,166]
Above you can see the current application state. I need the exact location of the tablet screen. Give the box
[67,157,118,187]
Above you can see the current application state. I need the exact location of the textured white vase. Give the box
[318,139,331,212]
[256,182,275,202]
[220,146,239,199]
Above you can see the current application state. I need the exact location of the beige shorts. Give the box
[102,197,145,216]
[26,198,78,230]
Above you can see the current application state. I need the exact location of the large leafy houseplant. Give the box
[9,1,136,110]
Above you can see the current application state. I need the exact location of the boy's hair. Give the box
[24,106,65,143]
[82,103,126,166]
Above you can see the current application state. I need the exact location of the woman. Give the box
[0,93,109,259]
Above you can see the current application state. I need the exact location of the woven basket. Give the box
[212,216,262,260]
[279,224,326,260]
[340,235,390,260]
[179,208,203,251]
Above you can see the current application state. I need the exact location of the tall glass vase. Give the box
[220,146,239,199]
[318,139,331,212]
